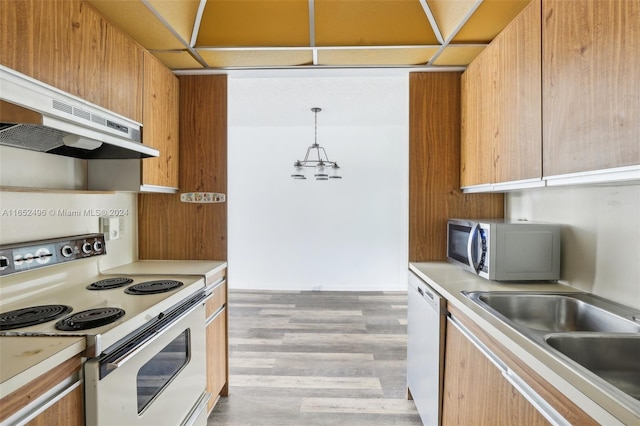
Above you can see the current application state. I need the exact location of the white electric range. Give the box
[0,234,211,426]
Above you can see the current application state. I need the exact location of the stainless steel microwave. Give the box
[446,219,562,281]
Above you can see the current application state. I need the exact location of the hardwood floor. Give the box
[208,290,422,425]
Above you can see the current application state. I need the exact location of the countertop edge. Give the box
[0,337,85,399]
[102,260,227,280]
[409,262,639,426]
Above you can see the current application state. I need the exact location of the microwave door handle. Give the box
[467,223,480,273]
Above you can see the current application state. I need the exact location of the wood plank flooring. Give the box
[208,290,422,425]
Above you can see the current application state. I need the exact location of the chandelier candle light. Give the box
[291,107,342,180]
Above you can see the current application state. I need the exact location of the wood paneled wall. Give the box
[409,72,503,261]
[138,75,227,260]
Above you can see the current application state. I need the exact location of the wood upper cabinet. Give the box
[460,0,542,188]
[0,0,143,122]
[542,0,640,176]
[142,50,179,189]
[460,51,495,187]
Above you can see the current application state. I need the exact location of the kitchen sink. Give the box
[467,292,640,333]
[546,334,640,401]
[462,290,640,411]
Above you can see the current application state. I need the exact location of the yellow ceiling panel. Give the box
[453,0,531,42]
[87,0,186,49]
[197,49,313,67]
[315,0,438,46]
[317,47,439,66]
[431,45,486,66]
[426,0,477,41]
[151,51,204,69]
[147,0,201,44]
[196,0,310,47]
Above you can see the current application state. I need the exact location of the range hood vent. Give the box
[0,65,158,159]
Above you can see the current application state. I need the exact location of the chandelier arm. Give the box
[318,146,331,162]
[302,145,314,163]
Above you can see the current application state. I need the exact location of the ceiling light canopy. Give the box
[292,108,341,181]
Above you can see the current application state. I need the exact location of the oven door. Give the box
[84,295,208,426]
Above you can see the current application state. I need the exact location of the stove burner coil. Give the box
[86,277,134,290]
[125,280,184,295]
[55,307,125,331]
[0,305,73,330]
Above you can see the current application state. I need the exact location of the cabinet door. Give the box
[460,51,495,188]
[543,0,640,176]
[25,385,84,426]
[442,318,548,426]
[142,50,179,188]
[206,308,228,412]
[0,0,143,122]
[494,0,541,183]
[460,0,542,187]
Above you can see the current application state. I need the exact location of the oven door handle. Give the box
[106,294,209,371]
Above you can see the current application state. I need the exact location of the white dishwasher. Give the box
[407,271,447,426]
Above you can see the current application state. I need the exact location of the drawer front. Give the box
[206,281,226,319]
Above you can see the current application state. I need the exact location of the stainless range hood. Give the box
[0,65,158,159]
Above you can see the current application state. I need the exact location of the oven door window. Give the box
[137,329,191,413]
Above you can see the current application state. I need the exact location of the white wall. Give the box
[507,184,640,309]
[228,75,409,291]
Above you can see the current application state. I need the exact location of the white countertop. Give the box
[409,262,640,426]
[0,336,85,399]
[103,260,227,284]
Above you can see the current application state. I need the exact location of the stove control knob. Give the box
[82,242,92,254]
[0,256,9,270]
[93,240,103,252]
[35,248,52,264]
[61,245,74,258]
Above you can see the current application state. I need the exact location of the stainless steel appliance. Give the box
[447,218,562,281]
[407,271,447,426]
[0,234,210,426]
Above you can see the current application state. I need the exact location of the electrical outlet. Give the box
[99,216,121,241]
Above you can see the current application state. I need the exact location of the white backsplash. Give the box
[0,143,137,271]
[0,191,137,270]
[507,184,640,309]
[0,145,88,189]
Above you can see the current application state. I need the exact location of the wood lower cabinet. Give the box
[442,317,549,426]
[205,275,228,413]
[443,305,599,426]
[25,384,83,426]
[460,0,541,188]
[141,50,179,189]
[542,0,640,176]
[0,355,83,426]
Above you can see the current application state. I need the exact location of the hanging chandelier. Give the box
[291,107,342,180]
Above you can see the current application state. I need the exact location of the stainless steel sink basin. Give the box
[462,290,640,411]
[546,334,640,401]
[468,292,640,333]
